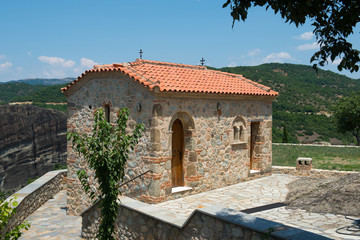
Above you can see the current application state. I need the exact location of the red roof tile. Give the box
[61,59,278,97]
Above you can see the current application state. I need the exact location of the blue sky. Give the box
[0,0,359,82]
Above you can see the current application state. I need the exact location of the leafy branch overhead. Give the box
[223,0,360,72]
[67,108,144,240]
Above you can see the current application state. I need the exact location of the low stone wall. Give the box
[273,143,359,148]
[272,166,359,178]
[81,196,330,240]
[2,170,67,235]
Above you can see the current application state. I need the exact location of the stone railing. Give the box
[81,196,330,240]
[272,166,359,178]
[2,169,67,234]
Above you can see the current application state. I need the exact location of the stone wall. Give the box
[2,170,67,236]
[66,72,274,215]
[81,196,330,240]
[272,166,359,178]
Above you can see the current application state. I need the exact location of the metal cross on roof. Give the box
[139,49,143,59]
[200,58,205,66]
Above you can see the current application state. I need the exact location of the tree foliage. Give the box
[0,83,45,103]
[12,84,67,103]
[282,124,289,143]
[67,108,144,240]
[223,0,360,72]
[0,196,30,240]
[333,92,360,146]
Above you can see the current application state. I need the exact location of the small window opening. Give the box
[104,105,110,123]
[234,126,239,141]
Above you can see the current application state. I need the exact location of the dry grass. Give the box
[286,174,360,215]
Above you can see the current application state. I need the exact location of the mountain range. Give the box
[3,78,73,86]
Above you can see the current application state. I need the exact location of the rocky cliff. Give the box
[0,105,67,192]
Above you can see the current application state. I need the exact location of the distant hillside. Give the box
[0,83,46,104]
[0,81,67,112]
[215,63,360,145]
[217,63,360,113]
[12,84,67,103]
[5,77,73,86]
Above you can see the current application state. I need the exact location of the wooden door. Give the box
[250,122,259,170]
[171,119,184,187]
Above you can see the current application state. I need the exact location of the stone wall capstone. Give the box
[2,170,67,236]
[81,196,331,240]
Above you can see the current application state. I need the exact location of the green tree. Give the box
[223,0,360,72]
[67,108,144,240]
[282,123,289,143]
[333,92,360,146]
[0,196,31,240]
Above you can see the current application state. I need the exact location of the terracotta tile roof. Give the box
[61,59,278,97]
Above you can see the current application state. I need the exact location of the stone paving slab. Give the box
[19,190,82,240]
[154,174,359,240]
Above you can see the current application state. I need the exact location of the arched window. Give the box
[232,116,246,144]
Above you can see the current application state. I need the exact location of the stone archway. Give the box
[168,112,196,188]
[168,112,195,132]
[171,119,184,187]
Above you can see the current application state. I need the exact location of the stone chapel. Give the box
[62,59,278,215]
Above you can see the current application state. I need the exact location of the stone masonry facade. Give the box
[66,69,274,216]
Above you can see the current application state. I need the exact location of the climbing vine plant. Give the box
[68,108,144,240]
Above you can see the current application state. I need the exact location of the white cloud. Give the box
[247,48,261,57]
[38,56,75,68]
[41,69,68,78]
[328,58,342,65]
[297,42,319,51]
[295,31,314,40]
[0,62,13,71]
[227,61,238,67]
[0,55,6,59]
[263,52,291,63]
[80,57,98,68]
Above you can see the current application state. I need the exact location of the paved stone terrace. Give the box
[19,174,358,239]
[154,174,358,240]
[20,190,82,240]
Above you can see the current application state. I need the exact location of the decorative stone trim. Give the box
[142,156,171,163]
[231,141,247,146]
[81,196,331,240]
[2,170,67,235]
[171,186,192,194]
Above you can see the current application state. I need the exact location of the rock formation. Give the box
[0,104,67,192]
